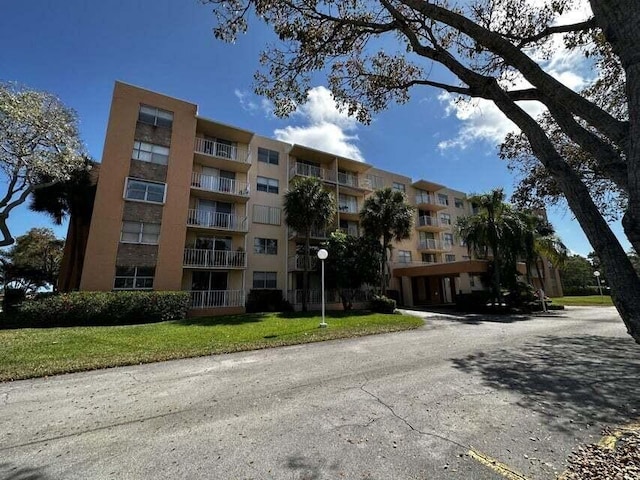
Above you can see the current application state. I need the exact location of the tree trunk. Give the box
[302,231,310,312]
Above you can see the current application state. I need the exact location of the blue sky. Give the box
[0,0,628,256]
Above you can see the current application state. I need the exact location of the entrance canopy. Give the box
[393,260,526,278]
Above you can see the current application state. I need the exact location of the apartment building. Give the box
[75,82,562,315]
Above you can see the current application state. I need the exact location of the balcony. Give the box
[287,255,319,271]
[416,215,447,232]
[338,172,372,191]
[190,289,245,309]
[289,162,337,183]
[288,227,330,241]
[286,289,374,305]
[194,138,251,172]
[414,193,448,210]
[183,248,247,269]
[186,209,248,233]
[417,239,453,252]
[339,225,359,236]
[190,172,250,202]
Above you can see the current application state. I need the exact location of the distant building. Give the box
[68,82,562,315]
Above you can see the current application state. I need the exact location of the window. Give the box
[438,193,449,206]
[454,197,465,208]
[440,213,452,225]
[132,141,169,165]
[445,254,456,262]
[254,238,278,255]
[124,178,166,203]
[422,253,436,263]
[257,176,279,194]
[366,174,384,189]
[398,250,412,263]
[138,105,173,128]
[114,266,155,290]
[338,194,358,213]
[253,271,277,289]
[253,205,281,225]
[121,222,161,244]
[257,147,279,165]
[443,233,454,247]
[392,182,406,193]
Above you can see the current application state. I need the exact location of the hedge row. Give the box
[369,295,397,314]
[9,291,190,328]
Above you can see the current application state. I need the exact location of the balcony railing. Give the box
[288,227,330,239]
[417,239,452,251]
[418,215,441,228]
[287,255,319,271]
[183,248,247,268]
[286,289,375,305]
[191,172,250,197]
[187,209,248,232]
[415,194,437,205]
[289,162,337,182]
[194,138,250,163]
[190,289,245,309]
[339,225,359,236]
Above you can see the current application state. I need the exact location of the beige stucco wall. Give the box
[80,82,197,291]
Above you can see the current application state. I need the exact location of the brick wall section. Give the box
[122,202,164,223]
[129,159,168,182]
[134,123,172,147]
[116,244,158,267]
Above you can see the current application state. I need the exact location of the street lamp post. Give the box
[317,248,328,328]
[593,270,603,303]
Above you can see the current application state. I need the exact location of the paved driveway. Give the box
[1,307,638,479]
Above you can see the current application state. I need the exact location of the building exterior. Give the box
[75,82,562,315]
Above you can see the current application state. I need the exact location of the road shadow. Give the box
[0,463,51,480]
[451,334,640,432]
[403,306,565,325]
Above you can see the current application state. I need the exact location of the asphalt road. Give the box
[1,307,638,480]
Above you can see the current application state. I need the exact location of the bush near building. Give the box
[5,291,190,328]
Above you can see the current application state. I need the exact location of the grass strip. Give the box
[552,295,614,306]
[0,311,423,381]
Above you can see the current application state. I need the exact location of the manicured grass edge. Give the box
[1,314,423,382]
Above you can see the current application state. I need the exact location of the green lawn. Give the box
[0,311,423,381]
[552,295,614,306]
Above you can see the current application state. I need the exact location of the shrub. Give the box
[15,291,190,327]
[455,291,492,312]
[2,288,25,313]
[562,285,611,296]
[246,289,292,313]
[369,295,396,314]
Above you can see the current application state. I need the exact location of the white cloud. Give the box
[438,3,594,152]
[274,86,364,161]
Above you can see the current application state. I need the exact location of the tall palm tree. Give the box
[29,158,97,291]
[284,177,336,311]
[524,216,568,291]
[360,188,414,295]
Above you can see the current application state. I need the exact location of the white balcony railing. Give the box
[339,225,359,236]
[183,248,247,268]
[187,209,248,232]
[288,227,330,239]
[287,255,319,271]
[194,138,250,163]
[289,162,337,182]
[415,194,437,205]
[418,215,441,228]
[190,290,245,309]
[417,239,453,251]
[191,172,250,197]
[286,289,375,305]
[338,172,371,189]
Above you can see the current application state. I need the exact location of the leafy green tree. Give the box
[561,254,596,291]
[360,188,413,295]
[200,0,640,341]
[29,159,97,291]
[1,228,64,293]
[523,217,568,291]
[324,231,381,310]
[0,83,86,247]
[284,177,336,311]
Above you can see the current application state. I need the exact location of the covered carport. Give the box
[393,260,490,307]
